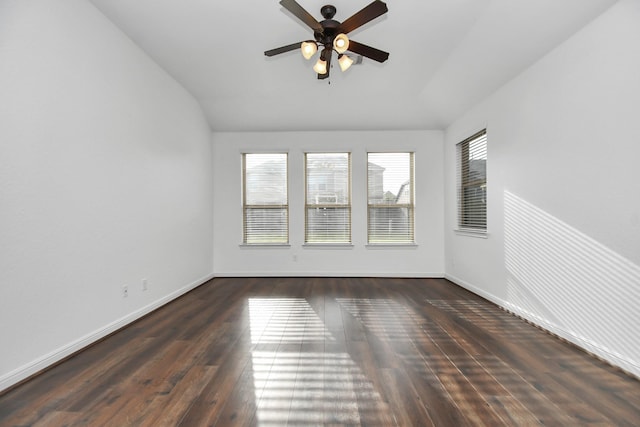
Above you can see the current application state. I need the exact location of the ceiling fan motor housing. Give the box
[315,6,340,49]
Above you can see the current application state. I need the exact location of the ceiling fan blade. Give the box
[347,40,389,63]
[339,0,388,34]
[279,0,323,32]
[264,42,303,57]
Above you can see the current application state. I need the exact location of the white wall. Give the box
[444,0,640,377]
[212,130,444,277]
[0,0,213,391]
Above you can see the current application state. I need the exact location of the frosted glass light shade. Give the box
[333,33,349,54]
[313,58,327,74]
[301,41,317,60]
[338,54,353,72]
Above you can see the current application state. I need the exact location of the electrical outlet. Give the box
[142,278,148,291]
[122,285,128,298]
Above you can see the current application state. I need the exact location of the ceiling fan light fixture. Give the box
[333,33,349,54]
[301,41,317,60]
[338,54,354,72]
[313,58,327,74]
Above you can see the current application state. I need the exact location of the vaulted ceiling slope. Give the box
[89,0,616,132]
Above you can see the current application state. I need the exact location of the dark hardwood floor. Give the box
[1,277,638,426]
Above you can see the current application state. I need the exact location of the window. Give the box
[242,153,288,244]
[457,130,487,231]
[305,153,351,243]
[367,152,415,243]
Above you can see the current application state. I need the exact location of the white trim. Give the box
[239,148,289,154]
[0,273,215,393]
[445,274,640,379]
[365,148,418,154]
[454,229,489,239]
[239,243,291,248]
[215,271,445,278]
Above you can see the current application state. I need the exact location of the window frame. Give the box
[304,152,352,245]
[241,152,289,245]
[456,129,487,234]
[366,152,416,245]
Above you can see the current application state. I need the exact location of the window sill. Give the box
[454,229,489,239]
[302,243,354,249]
[239,243,291,248]
[366,243,418,249]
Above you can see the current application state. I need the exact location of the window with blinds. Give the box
[305,153,351,244]
[242,153,288,244]
[457,130,487,231]
[367,152,415,243]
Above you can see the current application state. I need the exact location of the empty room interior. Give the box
[1,0,639,425]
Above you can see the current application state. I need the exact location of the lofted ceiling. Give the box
[88,0,616,132]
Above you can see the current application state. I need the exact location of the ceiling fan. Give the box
[264,0,389,80]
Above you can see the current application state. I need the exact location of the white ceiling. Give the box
[88,0,616,132]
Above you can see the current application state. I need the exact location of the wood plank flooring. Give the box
[1,277,639,426]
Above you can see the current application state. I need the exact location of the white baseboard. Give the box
[445,274,640,379]
[0,273,215,393]
[214,271,445,278]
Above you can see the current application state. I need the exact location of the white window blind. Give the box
[457,130,487,230]
[242,153,288,244]
[305,153,351,243]
[367,152,415,243]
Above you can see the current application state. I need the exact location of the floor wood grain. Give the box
[1,277,638,426]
